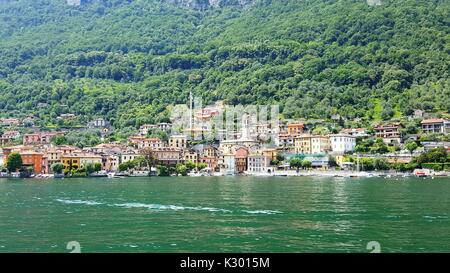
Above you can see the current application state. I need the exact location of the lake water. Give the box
[0,176,449,253]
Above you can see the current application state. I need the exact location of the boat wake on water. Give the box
[55,199,282,215]
[55,199,104,206]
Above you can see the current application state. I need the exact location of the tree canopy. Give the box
[6,152,23,172]
[0,0,448,133]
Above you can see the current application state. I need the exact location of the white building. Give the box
[88,118,110,128]
[222,154,236,175]
[120,152,140,164]
[340,128,369,138]
[247,154,271,173]
[158,123,172,131]
[329,134,356,153]
[139,124,157,136]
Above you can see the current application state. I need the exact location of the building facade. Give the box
[421,119,450,134]
[169,135,187,149]
[234,147,249,173]
[374,123,402,144]
[247,155,271,173]
[294,135,331,154]
[329,134,356,153]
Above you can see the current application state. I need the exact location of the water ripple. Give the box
[54,199,280,215]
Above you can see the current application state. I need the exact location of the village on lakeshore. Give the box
[0,98,449,179]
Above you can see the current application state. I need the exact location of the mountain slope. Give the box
[0,0,449,135]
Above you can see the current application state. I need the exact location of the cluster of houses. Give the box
[1,102,449,176]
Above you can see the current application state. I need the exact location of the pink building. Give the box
[23,132,64,145]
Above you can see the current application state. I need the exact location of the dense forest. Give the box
[0,0,449,135]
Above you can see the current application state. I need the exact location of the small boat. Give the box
[188,171,202,177]
[107,173,115,179]
[416,172,427,177]
[129,171,150,177]
[114,172,129,177]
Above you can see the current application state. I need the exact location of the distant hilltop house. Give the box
[1,130,20,139]
[340,128,369,138]
[87,118,110,129]
[22,115,37,126]
[374,123,402,144]
[57,114,76,120]
[37,102,49,108]
[23,132,64,145]
[194,107,220,122]
[414,109,424,118]
[421,118,450,134]
[0,118,20,126]
[331,114,342,121]
[139,123,172,135]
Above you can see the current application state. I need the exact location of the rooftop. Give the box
[421,118,447,124]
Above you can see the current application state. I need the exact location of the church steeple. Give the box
[241,113,251,140]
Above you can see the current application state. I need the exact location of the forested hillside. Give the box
[0,0,449,134]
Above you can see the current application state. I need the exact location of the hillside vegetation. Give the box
[0,0,449,134]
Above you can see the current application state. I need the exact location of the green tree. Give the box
[290,158,303,172]
[373,158,390,170]
[94,162,102,172]
[302,160,312,169]
[405,141,418,154]
[185,161,196,171]
[6,152,22,172]
[176,163,188,176]
[157,165,170,176]
[197,163,208,170]
[51,163,64,174]
[85,163,96,174]
[118,162,130,172]
[52,135,68,145]
[132,156,148,169]
[276,154,285,162]
[370,138,389,154]
[413,148,448,165]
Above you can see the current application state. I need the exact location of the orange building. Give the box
[20,152,44,174]
[3,146,44,173]
[3,147,44,174]
[287,123,305,136]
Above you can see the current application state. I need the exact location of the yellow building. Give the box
[262,148,278,161]
[61,153,102,171]
[294,134,331,154]
[169,135,188,149]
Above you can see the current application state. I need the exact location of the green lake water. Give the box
[0,176,449,253]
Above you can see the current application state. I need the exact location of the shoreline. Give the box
[2,170,449,179]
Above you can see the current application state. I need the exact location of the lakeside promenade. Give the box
[2,169,449,179]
